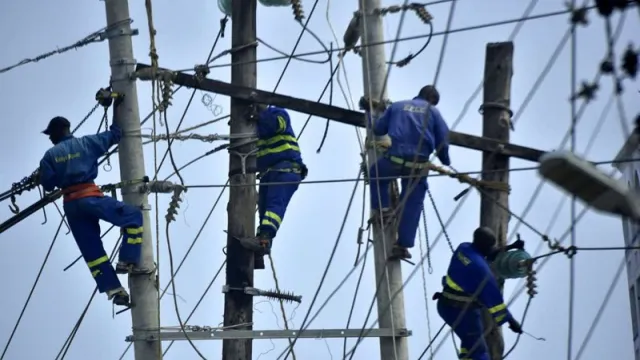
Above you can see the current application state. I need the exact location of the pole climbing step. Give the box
[125,327,412,342]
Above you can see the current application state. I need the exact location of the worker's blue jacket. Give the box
[370,97,451,165]
[39,124,122,191]
[256,106,304,173]
[442,242,513,326]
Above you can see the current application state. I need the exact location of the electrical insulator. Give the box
[493,249,532,279]
[526,267,538,298]
[165,186,185,223]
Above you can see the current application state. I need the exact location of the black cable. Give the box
[117,181,229,359]
[271,0,321,93]
[504,10,628,249]
[54,236,122,360]
[567,0,579,357]
[0,218,65,360]
[342,228,371,359]
[315,43,334,154]
[201,5,592,71]
[164,222,207,358]
[431,0,458,86]
[180,155,640,189]
[149,16,229,182]
[161,259,226,356]
[276,172,362,360]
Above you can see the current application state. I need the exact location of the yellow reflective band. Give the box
[459,348,468,354]
[87,255,109,268]
[488,303,506,314]
[126,226,143,235]
[127,237,143,244]
[256,143,300,158]
[257,134,298,146]
[265,211,282,226]
[277,116,286,132]
[91,269,101,278]
[494,314,506,323]
[261,219,278,230]
[445,275,465,292]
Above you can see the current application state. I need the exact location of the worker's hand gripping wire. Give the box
[95,87,125,172]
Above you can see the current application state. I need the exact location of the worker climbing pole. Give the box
[0,87,123,235]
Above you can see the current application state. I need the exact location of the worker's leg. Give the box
[369,157,397,211]
[254,173,272,270]
[64,201,127,304]
[396,175,427,249]
[437,301,489,360]
[77,197,145,273]
[258,171,301,244]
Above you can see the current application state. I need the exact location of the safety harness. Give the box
[432,275,480,309]
[258,161,308,181]
[61,183,105,203]
[385,154,432,170]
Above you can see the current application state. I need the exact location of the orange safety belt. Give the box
[62,183,104,203]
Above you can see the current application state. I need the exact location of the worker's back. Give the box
[444,242,492,293]
[256,106,304,171]
[41,125,121,190]
[376,97,450,163]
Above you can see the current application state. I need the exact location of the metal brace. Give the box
[229,149,258,175]
[100,27,139,41]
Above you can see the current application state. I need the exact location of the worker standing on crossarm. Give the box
[433,227,523,360]
[35,94,146,307]
[367,85,451,260]
[241,104,307,270]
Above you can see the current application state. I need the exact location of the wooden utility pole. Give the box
[359,0,409,359]
[222,0,258,359]
[103,1,161,359]
[479,41,514,360]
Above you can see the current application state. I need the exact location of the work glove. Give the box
[507,318,523,334]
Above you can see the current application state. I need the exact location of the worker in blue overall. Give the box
[433,227,523,360]
[367,85,451,260]
[241,104,307,270]
[36,106,146,307]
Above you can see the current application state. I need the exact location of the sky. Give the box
[0,0,639,359]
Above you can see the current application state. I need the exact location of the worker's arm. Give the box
[474,268,513,326]
[83,123,122,156]
[431,107,451,166]
[257,107,289,138]
[371,105,393,136]
[38,155,57,192]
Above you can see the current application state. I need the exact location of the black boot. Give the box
[107,287,131,307]
[389,245,412,260]
[254,254,266,270]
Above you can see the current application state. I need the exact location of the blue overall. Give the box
[368,97,451,248]
[39,124,143,294]
[437,243,514,360]
[256,106,305,239]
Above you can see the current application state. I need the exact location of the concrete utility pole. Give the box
[103,0,161,359]
[359,0,409,359]
[222,0,258,359]
[479,41,514,360]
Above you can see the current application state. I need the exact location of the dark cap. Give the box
[42,116,71,135]
[472,226,497,256]
[417,85,440,105]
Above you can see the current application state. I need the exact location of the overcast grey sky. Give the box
[0,0,639,359]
